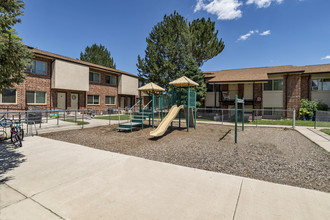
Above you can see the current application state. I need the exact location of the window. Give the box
[105,75,117,85]
[26,91,46,104]
[26,60,47,75]
[89,72,100,83]
[206,84,220,92]
[105,96,116,105]
[312,79,330,91]
[0,89,16,104]
[87,95,100,105]
[264,79,283,91]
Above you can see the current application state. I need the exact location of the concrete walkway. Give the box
[1,136,329,220]
[296,127,330,152]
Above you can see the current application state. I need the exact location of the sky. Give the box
[15,0,330,75]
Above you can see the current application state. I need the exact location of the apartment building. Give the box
[0,47,138,110]
[204,64,330,114]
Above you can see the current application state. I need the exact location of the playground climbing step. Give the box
[116,111,153,132]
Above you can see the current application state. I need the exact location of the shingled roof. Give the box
[205,64,330,83]
[29,46,138,78]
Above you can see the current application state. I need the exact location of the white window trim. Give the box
[26,91,47,105]
[105,96,116,105]
[0,89,17,105]
[312,78,330,91]
[89,72,101,83]
[87,95,100,105]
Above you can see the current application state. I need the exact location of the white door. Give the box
[71,93,78,109]
[57,92,66,109]
[120,97,125,108]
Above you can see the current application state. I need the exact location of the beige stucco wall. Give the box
[118,74,138,96]
[52,60,89,91]
[263,91,283,108]
[205,92,220,107]
[244,83,253,100]
[228,84,238,100]
[312,91,330,106]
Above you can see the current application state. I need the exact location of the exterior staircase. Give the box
[116,110,153,132]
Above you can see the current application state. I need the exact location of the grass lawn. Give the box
[93,115,131,120]
[320,129,330,135]
[247,119,330,127]
[61,119,89,125]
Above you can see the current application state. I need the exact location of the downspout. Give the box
[214,84,216,108]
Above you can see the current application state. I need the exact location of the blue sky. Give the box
[16,0,330,75]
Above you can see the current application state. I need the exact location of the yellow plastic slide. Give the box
[150,105,184,137]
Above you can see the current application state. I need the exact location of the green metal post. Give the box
[242,98,244,131]
[187,84,190,132]
[194,88,197,129]
[152,91,155,129]
[179,87,181,128]
[139,91,142,112]
[235,95,238,144]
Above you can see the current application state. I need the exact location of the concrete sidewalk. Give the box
[1,136,330,219]
[296,127,330,152]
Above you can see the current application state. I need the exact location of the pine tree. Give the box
[0,0,32,91]
[137,11,224,106]
[80,44,116,69]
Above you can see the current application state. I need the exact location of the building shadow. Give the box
[0,142,25,183]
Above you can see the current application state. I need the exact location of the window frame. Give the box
[105,75,117,86]
[26,60,48,75]
[312,78,330,91]
[264,79,283,91]
[89,72,101,83]
[0,89,17,104]
[87,95,100,105]
[26,91,47,104]
[105,96,116,105]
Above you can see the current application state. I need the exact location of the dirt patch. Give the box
[41,123,330,193]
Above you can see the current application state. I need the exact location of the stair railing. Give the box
[141,99,153,130]
[129,100,141,126]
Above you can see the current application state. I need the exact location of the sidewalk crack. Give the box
[232,179,243,220]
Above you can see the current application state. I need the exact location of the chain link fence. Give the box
[315,110,330,128]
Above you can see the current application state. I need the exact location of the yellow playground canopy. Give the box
[169,76,199,87]
[138,82,165,92]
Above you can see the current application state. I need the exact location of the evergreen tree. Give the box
[80,44,116,69]
[0,0,32,91]
[137,11,224,106]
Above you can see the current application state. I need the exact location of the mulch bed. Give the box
[41,123,330,193]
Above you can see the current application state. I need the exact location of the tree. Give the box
[137,11,224,106]
[189,17,225,66]
[0,0,32,92]
[80,44,116,69]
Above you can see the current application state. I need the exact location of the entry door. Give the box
[57,92,66,109]
[71,93,78,109]
[120,97,125,108]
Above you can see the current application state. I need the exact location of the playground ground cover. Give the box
[41,123,330,193]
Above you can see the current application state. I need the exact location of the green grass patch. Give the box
[61,119,89,125]
[247,119,330,127]
[320,129,330,135]
[93,115,131,120]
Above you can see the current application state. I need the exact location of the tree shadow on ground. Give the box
[0,141,25,183]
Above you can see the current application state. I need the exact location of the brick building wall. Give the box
[253,83,262,109]
[301,75,311,100]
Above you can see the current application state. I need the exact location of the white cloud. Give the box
[194,0,243,20]
[238,30,257,40]
[238,29,271,40]
[246,0,283,8]
[321,55,330,60]
[260,30,271,35]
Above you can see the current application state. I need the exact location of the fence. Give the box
[315,110,330,128]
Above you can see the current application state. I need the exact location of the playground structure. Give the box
[116,76,198,137]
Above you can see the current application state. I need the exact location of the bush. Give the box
[299,99,329,118]
[317,102,329,111]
